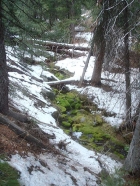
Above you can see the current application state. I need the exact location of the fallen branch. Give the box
[57,139,71,150]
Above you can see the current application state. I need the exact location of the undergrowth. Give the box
[0,161,20,186]
[100,168,140,186]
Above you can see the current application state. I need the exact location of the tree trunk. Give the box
[69,0,75,43]
[123,1,131,127]
[0,1,9,115]
[91,41,105,86]
[90,0,109,87]
[124,112,140,174]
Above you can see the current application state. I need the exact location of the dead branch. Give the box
[57,139,71,150]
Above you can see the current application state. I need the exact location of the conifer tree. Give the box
[0,0,9,114]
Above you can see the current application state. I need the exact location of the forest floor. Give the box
[0,31,139,186]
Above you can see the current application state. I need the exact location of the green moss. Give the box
[55,92,82,111]
[63,129,70,135]
[62,121,71,128]
[0,161,20,186]
[73,124,84,132]
[60,114,67,118]
[55,72,65,80]
[54,90,128,159]
[75,103,81,109]
[113,152,124,159]
[80,126,94,134]
[67,117,73,123]
[57,105,66,113]
[57,99,70,109]
[93,114,103,125]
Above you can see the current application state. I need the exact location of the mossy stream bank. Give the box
[53,89,129,160]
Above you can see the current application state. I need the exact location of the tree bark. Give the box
[0,1,9,114]
[90,1,108,87]
[124,113,140,174]
[91,41,105,86]
[69,0,75,44]
[123,1,131,127]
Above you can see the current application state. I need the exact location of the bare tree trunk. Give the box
[123,2,131,127]
[91,41,105,86]
[0,1,9,115]
[124,112,140,174]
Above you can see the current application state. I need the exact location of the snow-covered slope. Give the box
[7,50,123,185]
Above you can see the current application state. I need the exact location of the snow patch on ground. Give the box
[7,56,123,185]
[7,32,139,185]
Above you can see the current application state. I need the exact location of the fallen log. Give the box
[47,78,117,87]
[47,79,79,86]
[7,59,30,73]
[8,110,29,123]
[0,113,48,149]
[7,66,26,75]
[36,40,90,51]
[51,48,85,58]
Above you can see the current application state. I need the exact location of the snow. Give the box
[55,55,138,127]
[9,153,99,186]
[5,31,138,185]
